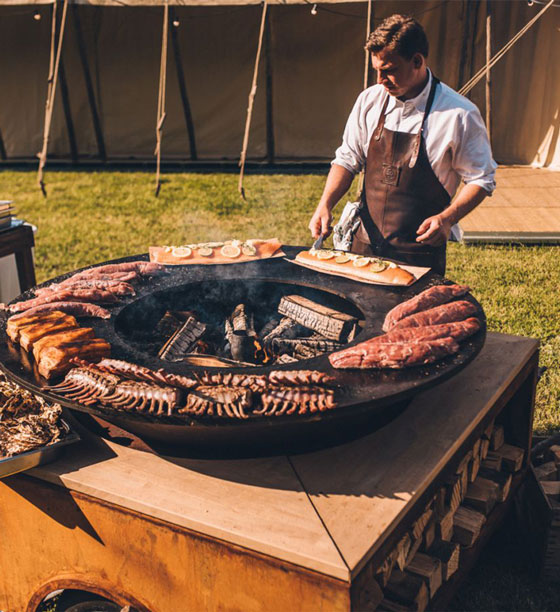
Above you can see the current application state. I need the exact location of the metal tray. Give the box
[0,418,80,479]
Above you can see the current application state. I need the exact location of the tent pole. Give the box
[72,3,106,161]
[37,0,69,197]
[457,0,474,92]
[169,7,197,161]
[356,0,373,199]
[59,59,78,164]
[485,0,492,139]
[265,7,274,165]
[238,0,268,200]
[0,130,6,161]
[154,2,169,197]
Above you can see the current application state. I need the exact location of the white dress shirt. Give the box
[333,70,497,199]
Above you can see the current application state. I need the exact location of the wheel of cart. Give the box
[33,582,143,612]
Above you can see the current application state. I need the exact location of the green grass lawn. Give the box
[4,168,560,611]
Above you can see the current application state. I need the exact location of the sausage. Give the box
[329,337,460,369]
[383,284,470,331]
[8,302,111,320]
[392,300,479,330]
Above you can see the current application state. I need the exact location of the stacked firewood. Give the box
[356,422,524,612]
[532,444,560,580]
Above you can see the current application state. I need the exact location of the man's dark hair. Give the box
[365,14,429,60]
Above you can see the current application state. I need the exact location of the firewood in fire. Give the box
[261,316,306,346]
[271,337,342,359]
[158,315,207,361]
[278,295,358,342]
[155,311,183,340]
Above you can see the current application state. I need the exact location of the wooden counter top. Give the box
[29,332,538,582]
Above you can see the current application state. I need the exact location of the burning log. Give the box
[225,304,259,363]
[155,311,183,339]
[270,337,342,359]
[261,317,306,346]
[278,295,358,342]
[158,315,207,361]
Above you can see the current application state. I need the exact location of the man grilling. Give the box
[308,14,496,275]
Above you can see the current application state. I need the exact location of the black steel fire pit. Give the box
[0,246,486,456]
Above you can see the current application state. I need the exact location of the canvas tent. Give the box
[0,0,559,169]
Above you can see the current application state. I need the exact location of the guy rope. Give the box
[238,0,268,200]
[155,1,170,197]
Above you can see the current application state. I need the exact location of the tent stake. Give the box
[72,3,106,161]
[170,7,197,161]
[154,2,169,197]
[37,0,69,197]
[238,0,268,200]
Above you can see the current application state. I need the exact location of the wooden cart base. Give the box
[0,333,538,612]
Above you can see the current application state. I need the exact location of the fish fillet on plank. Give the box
[8,302,111,321]
[33,327,95,362]
[6,311,75,342]
[329,337,460,369]
[392,300,479,330]
[383,284,470,331]
[19,320,80,352]
[38,338,111,379]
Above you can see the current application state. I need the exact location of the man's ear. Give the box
[412,53,423,69]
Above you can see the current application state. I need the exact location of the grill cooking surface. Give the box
[0,247,486,454]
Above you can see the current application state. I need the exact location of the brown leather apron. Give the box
[352,76,450,275]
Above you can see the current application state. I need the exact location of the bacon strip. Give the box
[383,284,470,331]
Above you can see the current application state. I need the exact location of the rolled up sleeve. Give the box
[332,91,369,175]
[453,108,497,195]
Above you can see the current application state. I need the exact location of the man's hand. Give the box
[309,205,333,240]
[416,213,453,246]
[308,164,355,240]
[416,184,490,246]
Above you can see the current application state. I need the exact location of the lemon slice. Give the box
[197,246,214,257]
[352,257,370,268]
[221,244,241,258]
[171,246,192,258]
[316,250,334,260]
[163,246,173,253]
[369,258,388,273]
[242,243,257,256]
[335,254,351,264]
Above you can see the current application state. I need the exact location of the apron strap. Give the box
[373,94,391,141]
[409,75,440,169]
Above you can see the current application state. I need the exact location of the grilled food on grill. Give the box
[295,249,415,286]
[329,337,460,369]
[383,284,471,331]
[373,318,481,345]
[0,377,64,458]
[392,300,479,330]
[20,319,80,352]
[8,302,111,320]
[37,338,111,379]
[9,287,119,313]
[35,279,136,298]
[6,310,76,343]
[33,327,95,362]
